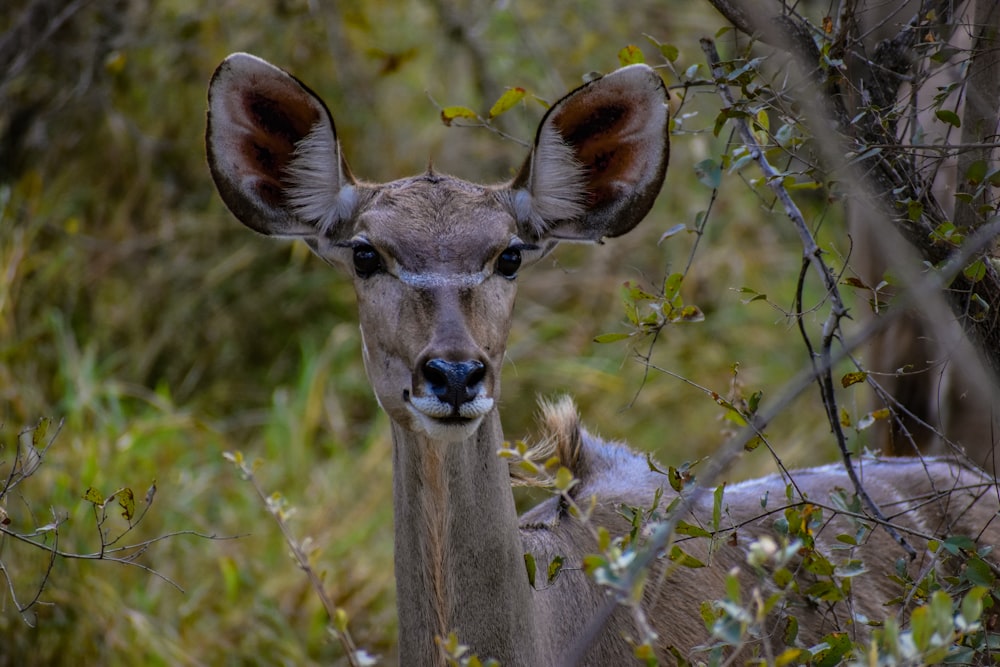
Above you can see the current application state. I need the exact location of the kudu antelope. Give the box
[206,54,1000,664]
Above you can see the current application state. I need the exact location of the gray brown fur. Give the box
[521,397,1000,661]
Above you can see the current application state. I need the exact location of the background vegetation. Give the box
[1,0,995,664]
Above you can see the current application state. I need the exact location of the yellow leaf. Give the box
[618,45,645,66]
[440,106,478,126]
[554,466,576,491]
[104,50,127,75]
[634,642,655,659]
[117,488,135,521]
[83,487,104,505]
[32,417,49,446]
[488,87,526,119]
[840,371,868,388]
[334,608,349,632]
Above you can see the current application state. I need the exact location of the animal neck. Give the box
[390,410,540,665]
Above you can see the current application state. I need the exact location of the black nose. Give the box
[422,359,486,411]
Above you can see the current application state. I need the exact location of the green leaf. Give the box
[965,555,996,587]
[694,158,721,188]
[961,586,986,625]
[646,453,666,475]
[488,87,526,119]
[698,600,716,629]
[675,520,712,538]
[811,632,851,667]
[929,589,954,636]
[518,460,540,476]
[524,553,537,588]
[547,556,565,584]
[440,106,478,126]
[667,466,684,492]
[597,526,610,551]
[669,545,706,568]
[649,486,663,513]
[910,605,931,651]
[643,34,679,64]
[723,409,748,427]
[582,554,607,575]
[737,286,767,304]
[963,259,987,283]
[593,332,632,344]
[618,45,645,65]
[712,483,725,531]
[965,159,988,185]
[32,417,50,446]
[786,179,821,191]
[678,305,704,322]
[804,580,843,601]
[935,108,961,127]
[942,535,976,554]
[663,272,683,301]
[836,533,858,546]
[835,559,867,578]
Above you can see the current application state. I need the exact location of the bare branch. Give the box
[226,452,371,667]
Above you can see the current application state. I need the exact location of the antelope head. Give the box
[206,53,669,442]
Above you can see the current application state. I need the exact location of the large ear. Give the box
[206,53,357,238]
[509,65,669,242]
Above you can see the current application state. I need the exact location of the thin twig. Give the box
[0,524,229,591]
[700,36,916,559]
[228,454,367,667]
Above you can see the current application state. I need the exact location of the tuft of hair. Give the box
[285,122,357,235]
[512,127,588,238]
[509,395,584,486]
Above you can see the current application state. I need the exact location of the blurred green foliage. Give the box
[0,0,852,663]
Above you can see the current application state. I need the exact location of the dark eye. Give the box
[496,247,522,278]
[352,243,382,277]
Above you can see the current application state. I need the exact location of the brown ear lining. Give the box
[237,90,322,207]
[207,53,343,236]
[520,65,669,240]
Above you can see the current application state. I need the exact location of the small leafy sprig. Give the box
[224,450,377,667]
[1,419,220,625]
